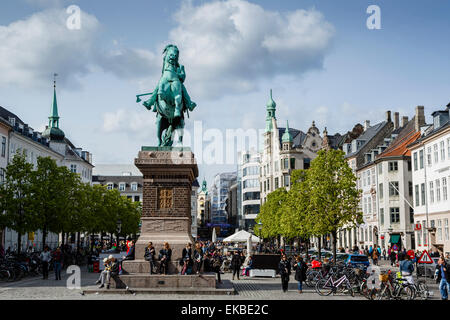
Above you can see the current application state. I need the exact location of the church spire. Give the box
[42,74,65,141]
[265,89,277,132]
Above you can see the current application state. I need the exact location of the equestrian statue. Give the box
[136,44,196,146]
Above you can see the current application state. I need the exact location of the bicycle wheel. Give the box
[306,271,318,287]
[376,285,391,300]
[316,278,333,296]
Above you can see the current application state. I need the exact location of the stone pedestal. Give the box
[122,147,200,277]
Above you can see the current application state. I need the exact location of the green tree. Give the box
[305,149,362,264]
[0,153,35,253]
[257,188,288,240]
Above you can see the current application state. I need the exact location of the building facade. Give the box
[210,172,237,236]
[239,151,260,231]
[260,90,322,204]
[409,103,450,256]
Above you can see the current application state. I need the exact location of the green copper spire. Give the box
[282,120,293,143]
[265,89,276,132]
[42,75,65,141]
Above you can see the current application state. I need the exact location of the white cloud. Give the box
[102,108,156,140]
[165,0,335,99]
[0,8,100,88]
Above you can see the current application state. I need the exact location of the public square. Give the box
[0,259,440,300]
[0,0,449,306]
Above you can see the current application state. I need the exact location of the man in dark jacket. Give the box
[181,243,193,275]
[436,256,450,300]
[231,251,242,280]
[279,255,291,293]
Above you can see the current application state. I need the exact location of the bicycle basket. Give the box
[379,274,389,282]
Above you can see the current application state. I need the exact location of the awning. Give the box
[389,234,400,244]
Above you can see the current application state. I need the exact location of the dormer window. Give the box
[8,117,15,126]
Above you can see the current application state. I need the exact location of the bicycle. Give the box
[315,273,354,297]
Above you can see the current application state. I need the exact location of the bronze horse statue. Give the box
[138,44,196,146]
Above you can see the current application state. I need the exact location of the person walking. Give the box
[40,246,51,280]
[231,250,242,280]
[293,256,307,294]
[382,248,386,261]
[53,247,63,280]
[279,255,291,293]
[372,245,379,266]
[212,251,223,284]
[144,242,156,274]
[436,256,450,300]
[390,249,396,267]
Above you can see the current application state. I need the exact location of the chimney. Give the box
[386,110,391,122]
[415,106,425,132]
[393,112,399,130]
[364,120,370,131]
[402,116,408,127]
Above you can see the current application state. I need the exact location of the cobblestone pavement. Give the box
[0,260,440,300]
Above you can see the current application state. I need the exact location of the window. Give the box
[437,220,442,241]
[367,171,371,186]
[379,183,383,199]
[378,163,382,175]
[443,178,448,201]
[1,137,5,157]
[388,161,398,171]
[70,164,77,173]
[243,192,260,201]
[434,144,438,163]
[380,208,384,226]
[440,141,445,161]
[448,138,450,159]
[368,197,372,213]
[363,198,367,214]
[290,158,295,170]
[390,207,400,223]
[445,219,449,241]
[131,183,138,191]
[389,181,399,197]
[427,146,432,166]
[415,185,420,207]
[0,168,5,185]
[283,158,289,170]
[274,161,279,172]
[119,183,125,191]
[429,181,434,204]
[410,207,414,224]
[408,181,413,197]
[369,226,373,242]
[107,183,113,190]
[419,150,424,169]
[436,179,441,202]
[275,177,279,189]
[284,175,290,187]
[413,152,418,171]
[134,196,140,202]
[421,183,426,206]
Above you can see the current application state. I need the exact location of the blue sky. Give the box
[0,0,449,186]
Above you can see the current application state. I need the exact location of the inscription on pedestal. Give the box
[158,188,173,209]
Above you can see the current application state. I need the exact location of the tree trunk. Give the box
[42,227,47,249]
[17,232,22,254]
[331,230,337,265]
[318,236,322,260]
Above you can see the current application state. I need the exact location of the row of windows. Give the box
[107,182,139,191]
[262,175,290,193]
[243,166,259,177]
[413,139,450,171]
[428,177,449,204]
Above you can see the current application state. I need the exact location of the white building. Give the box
[239,150,260,231]
[409,103,450,256]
